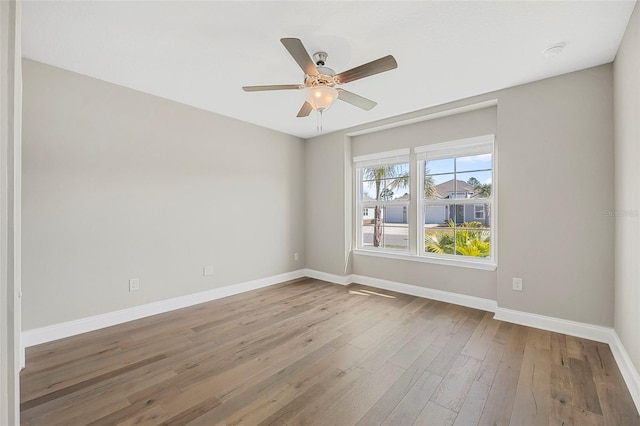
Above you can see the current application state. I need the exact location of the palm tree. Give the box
[424,174,436,199]
[363,165,408,247]
[474,183,491,197]
[380,187,394,200]
[425,219,490,257]
[425,230,454,254]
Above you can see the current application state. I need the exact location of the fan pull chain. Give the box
[317,109,323,133]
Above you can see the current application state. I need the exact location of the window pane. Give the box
[424,174,438,200]
[456,153,492,173]
[456,171,492,199]
[360,206,409,251]
[361,163,409,201]
[425,158,454,176]
[455,220,491,258]
[423,204,491,258]
[425,227,455,255]
[429,173,455,199]
[424,205,448,226]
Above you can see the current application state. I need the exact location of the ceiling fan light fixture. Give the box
[304,86,338,111]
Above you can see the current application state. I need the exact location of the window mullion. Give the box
[409,153,418,254]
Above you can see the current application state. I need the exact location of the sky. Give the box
[426,154,492,186]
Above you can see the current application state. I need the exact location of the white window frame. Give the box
[352,136,496,271]
[354,149,411,253]
[474,204,485,220]
[416,134,495,269]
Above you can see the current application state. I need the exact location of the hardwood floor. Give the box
[20,279,639,425]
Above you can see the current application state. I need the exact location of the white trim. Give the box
[350,274,497,312]
[21,270,306,349]
[302,268,351,286]
[353,148,410,165]
[415,134,494,160]
[609,331,640,411]
[420,198,490,207]
[353,249,497,271]
[493,307,613,344]
[360,200,410,207]
[346,99,498,137]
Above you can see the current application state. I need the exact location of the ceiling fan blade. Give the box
[335,55,398,84]
[243,84,304,92]
[297,102,313,118]
[337,89,377,111]
[281,38,319,76]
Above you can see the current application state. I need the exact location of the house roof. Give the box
[433,180,476,199]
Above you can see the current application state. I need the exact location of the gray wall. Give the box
[614,3,640,373]
[306,64,614,327]
[305,132,351,276]
[496,65,613,326]
[22,60,305,330]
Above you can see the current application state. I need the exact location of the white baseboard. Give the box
[609,330,640,411]
[493,307,614,344]
[350,274,498,312]
[21,269,305,350]
[302,268,351,285]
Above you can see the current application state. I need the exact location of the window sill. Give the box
[352,249,497,271]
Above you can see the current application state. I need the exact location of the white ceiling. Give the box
[22,1,636,139]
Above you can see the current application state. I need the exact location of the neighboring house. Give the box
[384,193,409,223]
[426,180,490,227]
[362,193,409,224]
[362,206,375,222]
[366,180,489,226]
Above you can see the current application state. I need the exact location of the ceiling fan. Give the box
[242,38,398,118]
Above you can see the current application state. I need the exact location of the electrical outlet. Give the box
[129,278,140,292]
[294,252,299,261]
[203,265,215,276]
[512,277,523,291]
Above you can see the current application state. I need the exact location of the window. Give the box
[355,150,410,252]
[418,135,494,263]
[353,135,496,270]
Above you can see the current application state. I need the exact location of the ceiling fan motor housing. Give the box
[308,51,336,87]
[313,51,328,66]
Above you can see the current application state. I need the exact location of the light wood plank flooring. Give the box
[20,279,639,425]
